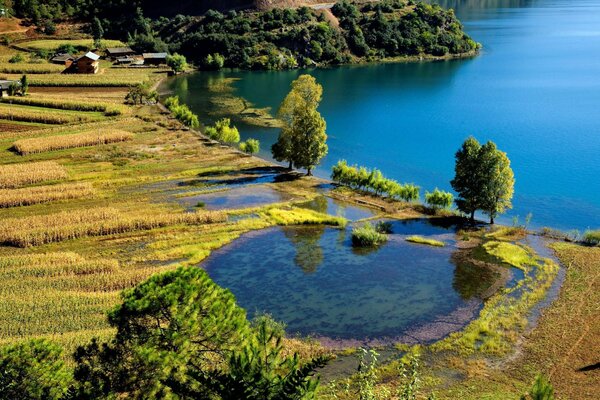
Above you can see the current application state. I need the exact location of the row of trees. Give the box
[205,117,240,144]
[331,160,420,202]
[271,75,328,176]
[164,96,200,128]
[0,267,327,399]
[451,137,515,224]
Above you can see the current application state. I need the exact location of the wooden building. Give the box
[50,53,74,65]
[106,47,136,60]
[65,52,100,74]
[0,80,21,97]
[143,53,168,66]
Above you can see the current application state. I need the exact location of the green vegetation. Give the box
[451,137,515,223]
[405,235,445,247]
[205,117,241,144]
[0,339,71,400]
[272,75,328,175]
[332,160,420,201]
[165,53,188,73]
[163,95,200,128]
[521,374,554,400]
[582,229,600,245]
[154,0,478,70]
[240,138,260,155]
[425,188,454,210]
[351,222,388,247]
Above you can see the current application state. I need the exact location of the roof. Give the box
[51,53,74,61]
[106,47,135,54]
[77,52,100,61]
[0,80,21,89]
[143,53,168,59]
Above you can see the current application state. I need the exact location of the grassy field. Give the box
[20,39,126,51]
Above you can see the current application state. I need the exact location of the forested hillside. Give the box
[6,0,479,70]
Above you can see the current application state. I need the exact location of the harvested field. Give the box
[0,103,100,124]
[0,182,94,207]
[0,161,67,188]
[0,207,227,247]
[0,96,126,115]
[13,130,134,154]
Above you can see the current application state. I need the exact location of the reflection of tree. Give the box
[451,251,498,300]
[283,226,325,274]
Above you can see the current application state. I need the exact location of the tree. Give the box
[20,74,28,95]
[272,74,328,175]
[125,82,157,105]
[425,188,454,211]
[450,137,482,222]
[166,53,188,74]
[72,266,252,399]
[91,17,104,48]
[0,339,72,400]
[240,138,260,155]
[205,118,240,143]
[478,141,514,224]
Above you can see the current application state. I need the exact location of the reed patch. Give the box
[0,161,68,188]
[13,130,134,155]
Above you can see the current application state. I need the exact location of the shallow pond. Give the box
[202,219,514,345]
[180,185,295,210]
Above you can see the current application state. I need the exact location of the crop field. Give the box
[0,117,137,140]
[0,182,94,207]
[13,129,135,155]
[0,96,127,115]
[0,102,103,124]
[0,161,67,188]
[0,63,65,74]
[0,206,227,247]
[19,39,126,51]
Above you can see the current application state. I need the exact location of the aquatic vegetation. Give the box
[13,130,134,155]
[0,161,67,188]
[406,235,445,247]
[261,207,346,227]
[482,241,533,270]
[351,223,388,247]
[582,230,600,245]
[0,182,94,207]
[0,207,226,247]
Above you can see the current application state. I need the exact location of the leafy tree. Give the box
[20,74,28,95]
[240,138,260,155]
[425,188,453,211]
[125,82,157,105]
[166,53,188,73]
[450,136,482,222]
[91,17,104,48]
[72,266,252,399]
[478,141,515,224]
[521,374,554,400]
[204,53,225,70]
[0,339,72,400]
[272,74,328,175]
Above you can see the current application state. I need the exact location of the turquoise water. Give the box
[163,0,600,230]
[202,219,508,342]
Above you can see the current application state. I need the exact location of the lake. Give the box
[161,0,600,231]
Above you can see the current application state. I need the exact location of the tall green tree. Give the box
[478,141,514,224]
[72,266,251,399]
[166,53,188,73]
[272,74,328,175]
[451,136,482,222]
[0,339,72,400]
[91,17,104,48]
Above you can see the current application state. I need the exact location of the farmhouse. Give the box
[0,80,21,97]
[50,53,74,65]
[143,53,168,66]
[64,52,100,74]
[106,47,135,60]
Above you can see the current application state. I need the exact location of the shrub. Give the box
[8,53,24,63]
[375,221,393,234]
[582,230,600,246]
[166,53,188,73]
[240,138,260,154]
[351,223,388,247]
[205,118,240,143]
[163,96,200,128]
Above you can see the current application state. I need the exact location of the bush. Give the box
[8,53,24,63]
[240,138,260,154]
[582,230,600,246]
[166,53,188,73]
[351,223,388,247]
[205,118,240,143]
[163,96,200,128]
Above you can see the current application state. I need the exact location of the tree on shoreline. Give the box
[271,75,328,176]
[451,137,514,224]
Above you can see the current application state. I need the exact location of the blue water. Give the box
[163,0,600,231]
[202,219,506,342]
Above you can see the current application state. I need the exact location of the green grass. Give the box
[261,206,347,227]
[405,235,445,247]
[20,39,125,51]
[482,241,533,270]
[582,230,600,245]
[351,223,387,247]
